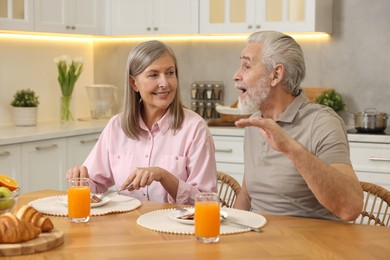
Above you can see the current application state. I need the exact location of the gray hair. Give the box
[121,40,184,139]
[247,31,306,96]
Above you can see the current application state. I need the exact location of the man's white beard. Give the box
[237,79,271,114]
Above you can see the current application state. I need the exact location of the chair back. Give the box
[217,171,241,208]
[353,181,390,226]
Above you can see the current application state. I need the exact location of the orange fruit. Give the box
[0,174,19,191]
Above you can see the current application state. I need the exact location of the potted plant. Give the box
[315,89,346,113]
[10,88,40,126]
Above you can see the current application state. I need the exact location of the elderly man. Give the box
[233,31,362,221]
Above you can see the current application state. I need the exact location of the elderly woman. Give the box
[67,40,217,205]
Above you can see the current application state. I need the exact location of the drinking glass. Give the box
[67,177,90,223]
[195,192,220,243]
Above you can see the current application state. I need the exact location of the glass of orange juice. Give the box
[195,192,220,243]
[67,177,90,223]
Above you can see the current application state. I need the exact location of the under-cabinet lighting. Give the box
[0,31,330,42]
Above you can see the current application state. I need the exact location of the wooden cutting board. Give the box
[0,229,64,256]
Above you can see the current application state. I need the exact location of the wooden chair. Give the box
[217,171,241,208]
[353,181,390,227]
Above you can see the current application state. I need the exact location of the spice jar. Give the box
[205,84,214,100]
[197,102,205,118]
[191,83,198,99]
[197,84,205,100]
[205,102,214,119]
[191,101,198,113]
[214,84,222,100]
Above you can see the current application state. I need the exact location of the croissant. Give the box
[0,213,41,243]
[15,205,54,232]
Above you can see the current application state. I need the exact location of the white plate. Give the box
[169,208,228,225]
[57,196,110,208]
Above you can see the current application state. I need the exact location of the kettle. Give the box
[85,84,118,119]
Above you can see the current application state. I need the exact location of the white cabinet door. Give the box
[200,0,332,34]
[257,0,332,33]
[21,138,67,193]
[110,0,198,35]
[34,0,105,35]
[67,133,99,168]
[350,142,390,191]
[0,0,33,30]
[0,144,22,186]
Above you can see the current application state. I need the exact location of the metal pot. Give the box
[353,108,388,132]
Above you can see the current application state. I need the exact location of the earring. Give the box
[139,97,143,104]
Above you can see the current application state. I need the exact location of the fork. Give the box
[220,215,263,232]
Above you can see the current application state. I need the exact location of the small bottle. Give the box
[206,102,213,119]
[206,84,214,100]
[191,101,198,113]
[191,83,198,99]
[197,102,205,118]
[197,83,205,100]
[214,84,222,100]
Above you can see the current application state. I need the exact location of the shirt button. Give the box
[145,154,148,158]
[148,136,151,140]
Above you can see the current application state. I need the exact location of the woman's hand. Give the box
[119,167,179,199]
[119,167,166,190]
[66,166,90,179]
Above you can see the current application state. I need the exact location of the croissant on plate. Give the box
[0,212,41,243]
[15,205,54,232]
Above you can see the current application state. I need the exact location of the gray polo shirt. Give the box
[244,92,350,220]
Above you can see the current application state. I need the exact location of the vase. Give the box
[61,95,74,123]
[13,107,38,126]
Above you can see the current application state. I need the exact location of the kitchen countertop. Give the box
[209,126,390,144]
[1,122,390,146]
[0,119,108,146]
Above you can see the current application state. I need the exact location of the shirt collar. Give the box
[277,91,306,123]
[138,109,171,135]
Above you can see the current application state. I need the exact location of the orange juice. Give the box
[68,186,90,220]
[195,201,220,238]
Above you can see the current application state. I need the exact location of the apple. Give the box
[0,186,14,211]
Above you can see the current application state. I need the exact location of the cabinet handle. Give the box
[80,138,98,144]
[369,156,390,162]
[248,25,253,29]
[255,25,261,29]
[66,25,71,29]
[215,148,233,153]
[154,27,158,31]
[35,144,58,151]
[147,27,151,31]
[71,26,76,30]
[0,151,10,157]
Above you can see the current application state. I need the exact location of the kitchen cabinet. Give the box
[0,0,33,31]
[0,144,22,186]
[109,0,198,35]
[349,141,390,191]
[34,0,105,35]
[21,138,68,193]
[67,133,99,168]
[200,0,333,34]
[209,127,245,185]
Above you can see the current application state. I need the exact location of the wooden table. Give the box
[4,190,390,259]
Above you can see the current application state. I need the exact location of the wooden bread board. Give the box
[0,229,64,256]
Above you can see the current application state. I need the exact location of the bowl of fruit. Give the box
[0,174,20,214]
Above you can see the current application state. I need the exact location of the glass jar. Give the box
[214,84,222,100]
[206,84,214,100]
[197,84,206,100]
[191,83,198,99]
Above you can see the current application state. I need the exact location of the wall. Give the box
[93,0,390,129]
[0,0,389,127]
[0,36,94,125]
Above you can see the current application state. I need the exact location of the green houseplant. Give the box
[54,55,83,122]
[10,89,40,126]
[315,89,346,113]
